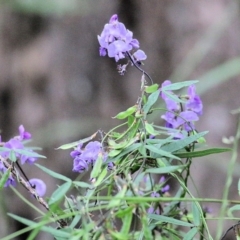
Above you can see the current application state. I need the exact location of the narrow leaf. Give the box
[192,202,201,226]
[35,163,71,182]
[91,154,103,179]
[94,167,107,187]
[148,214,194,227]
[73,181,92,188]
[8,213,71,238]
[145,145,180,160]
[145,84,159,93]
[145,122,156,135]
[183,227,198,240]
[108,185,127,208]
[161,131,208,153]
[162,90,185,103]
[14,149,46,158]
[0,169,11,190]
[120,211,133,236]
[174,148,231,159]
[143,89,160,117]
[113,106,137,120]
[57,132,98,150]
[162,80,198,91]
[146,165,185,174]
[49,181,72,205]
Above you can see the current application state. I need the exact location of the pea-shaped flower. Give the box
[29,178,46,197]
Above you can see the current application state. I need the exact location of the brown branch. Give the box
[0,156,68,228]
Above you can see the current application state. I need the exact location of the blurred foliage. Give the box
[0,0,90,16]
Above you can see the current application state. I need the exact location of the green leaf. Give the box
[162,80,198,91]
[14,149,46,158]
[69,214,81,229]
[90,154,103,179]
[0,147,10,152]
[115,205,135,218]
[94,167,107,187]
[145,145,180,160]
[143,89,160,117]
[109,143,142,163]
[227,204,240,216]
[145,84,159,93]
[108,185,127,208]
[183,227,198,240]
[108,139,129,150]
[145,122,157,135]
[9,150,17,162]
[174,148,231,159]
[142,210,153,240]
[161,131,208,153]
[108,149,122,157]
[35,163,72,182]
[108,230,128,240]
[146,165,185,174]
[120,210,133,237]
[0,169,11,190]
[49,181,72,205]
[128,115,135,127]
[113,106,137,119]
[148,214,194,227]
[192,202,201,226]
[128,119,140,139]
[73,181,92,188]
[161,90,185,103]
[57,132,98,150]
[8,213,71,238]
[56,141,80,150]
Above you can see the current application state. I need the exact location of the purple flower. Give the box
[107,40,131,62]
[98,14,146,63]
[29,178,46,197]
[70,143,83,158]
[70,141,109,173]
[151,191,160,198]
[1,138,38,165]
[73,157,89,173]
[132,50,147,63]
[20,153,37,165]
[81,141,102,164]
[147,206,155,214]
[18,125,31,140]
[161,80,180,111]
[159,176,170,194]
[160,80,202,138]
[5,175,16,187]
[0,139,24,159]
[185,85,203,115]
[107,161,114,170]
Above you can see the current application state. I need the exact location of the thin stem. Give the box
[15,161,31,185]
[126,51,153,85]
[217,113,240,239]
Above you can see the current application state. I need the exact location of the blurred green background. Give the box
[0,0,240,239]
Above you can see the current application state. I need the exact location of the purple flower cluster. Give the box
[70,141,112,173]
[0,125,46,196]
[98,14,147,63]
[0,125,37,164]
[160,80,203,139]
